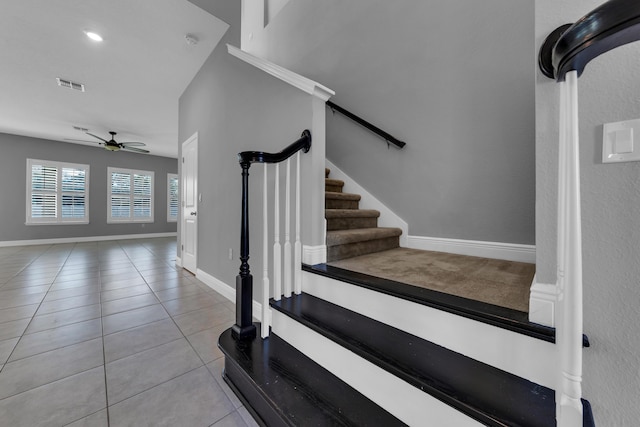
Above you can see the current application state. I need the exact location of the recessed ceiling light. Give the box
[84,31,103,42]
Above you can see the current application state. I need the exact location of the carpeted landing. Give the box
[328,247,535,312]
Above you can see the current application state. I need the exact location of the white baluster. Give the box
[273,163,282,301]
[557,70,583,427]
[294,151,302,295]
[261,164,270,338]
[283,158,292,297]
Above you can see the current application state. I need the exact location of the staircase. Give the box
[219,166,595,426]
[220,267,595,425]
[325,168,402,262]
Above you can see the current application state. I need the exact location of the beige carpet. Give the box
[328,248,535,312]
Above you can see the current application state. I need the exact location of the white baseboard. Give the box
[303,244,326,265]
[196,268,263,320]
[175,257,183,268]
[0,232,177,247]
[325,160,409,247]
[528,275,556,327]
[407,235,535,263]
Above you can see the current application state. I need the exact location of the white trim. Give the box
[407,235,535,263]
[302,244,326,265]
[227,45,335,101]
[528,275,556,328]
[0,232,177,247]
[302,271,557,389]
[196,268,264,321]
[175,257,183,268]
[272,310,481,427]
[325,160,409,247]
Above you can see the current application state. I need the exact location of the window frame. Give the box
[25,159,90,225]
[167,173,179,223]
[107,167,154,223]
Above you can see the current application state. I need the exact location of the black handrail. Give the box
[232,130,312,342]
[539,0,640,81]
[326,101,406,149]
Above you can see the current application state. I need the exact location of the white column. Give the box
[283,158,292,297]
[240,0,264,53]
[556,70,583,427]
[261,165,270,338]
[294,151,302,294]
[273,163,282,301]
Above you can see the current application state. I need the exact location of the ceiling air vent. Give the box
[73,126,89,132]
[56,78,85,92]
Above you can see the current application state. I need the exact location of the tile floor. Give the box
[0,237,258,427]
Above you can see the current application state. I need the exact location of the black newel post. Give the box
[232,161,257,341]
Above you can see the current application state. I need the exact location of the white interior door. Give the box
[181,132,198,273]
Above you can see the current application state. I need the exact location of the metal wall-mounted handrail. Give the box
[326,101,406,149]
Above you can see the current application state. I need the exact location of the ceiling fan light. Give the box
[105,144,120,151]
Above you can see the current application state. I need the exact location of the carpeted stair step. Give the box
[218,325,406,427]
[326,208,380,231]
[270,293,566,427]
[326,191,361,210]
[327,227,401,262]
[325,178,344,193]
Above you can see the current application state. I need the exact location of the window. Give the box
[26,159,89,225]
[167,173,179,222]
[107,167,154,223]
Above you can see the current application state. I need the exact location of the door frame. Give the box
[180,132,198,273]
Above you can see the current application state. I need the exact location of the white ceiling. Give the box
[0,0,228,158]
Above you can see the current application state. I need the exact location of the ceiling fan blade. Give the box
[64,138,100,143]
[86,132,109,143]
[120,142,145,146]
[122,146,150,153]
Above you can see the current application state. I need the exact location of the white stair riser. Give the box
[302,271,557,389]
[271,310,482,427]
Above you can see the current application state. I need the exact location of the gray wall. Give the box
[251,0,536,245]
[536,1,640,425]
[0,133,177,242]
[178,15,315,300]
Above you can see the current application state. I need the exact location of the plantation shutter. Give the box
[107,167,153,222]
[133,174,152,218]
[168,175,179,221]
[110,172,131,218]
[27,159,89,224]
[31,164,57,218]
[61,167,86,218]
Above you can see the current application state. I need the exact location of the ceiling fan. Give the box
[66,131,149,153]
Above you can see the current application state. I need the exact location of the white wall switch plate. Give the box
[603,119,640,163]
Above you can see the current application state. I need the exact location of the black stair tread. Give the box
[271,294,555,427]
[304,263,558,343]
[218,325,406,427]
[325,209,380,218]
[326,227,402,246]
